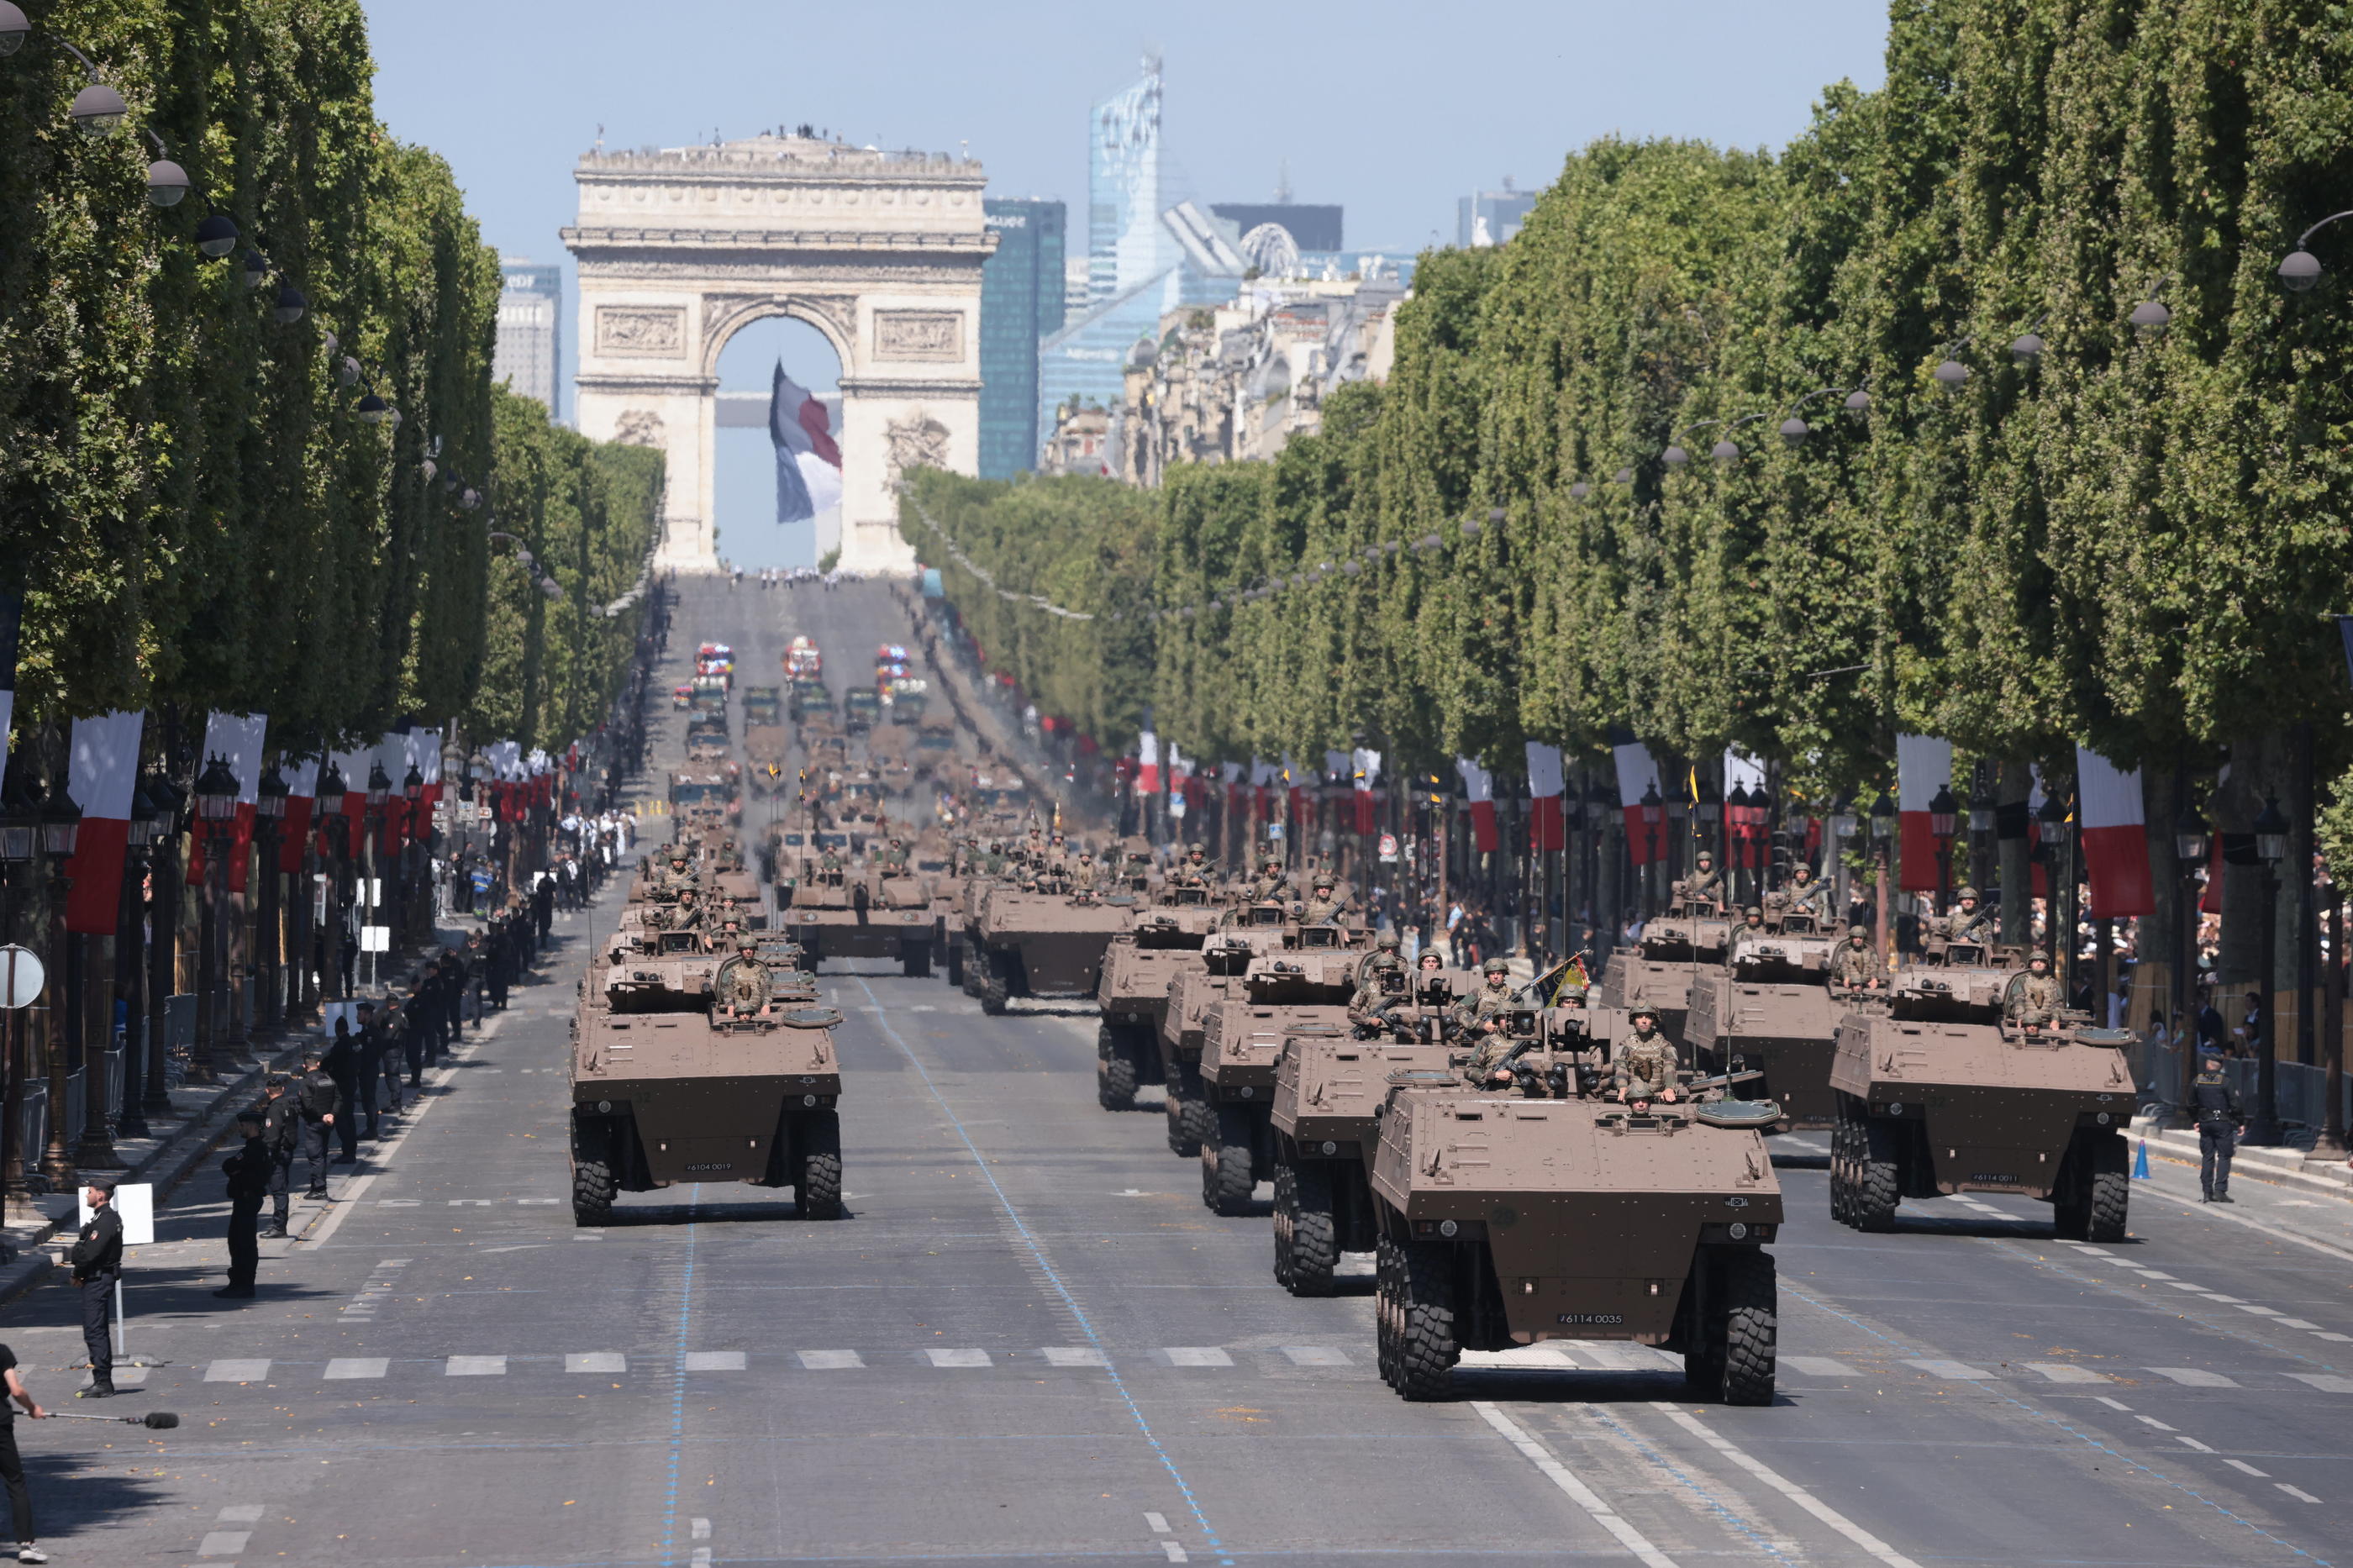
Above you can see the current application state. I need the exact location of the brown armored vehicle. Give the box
[1369,1034,1784,1404]
[569,951,845,1224]
[1686,912,1841,1127]
[1598,899,1728,1048]
[1093,885,1221,1110]
[1197,928,1366,1213]
[971,882,1134,1014]
[1829,939,2135,1240]
[1155,902,1296,1155]
[782,859,935,976]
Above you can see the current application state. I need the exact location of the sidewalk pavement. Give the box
[2131,1113,2353,1202]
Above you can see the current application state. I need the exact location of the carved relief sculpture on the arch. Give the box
[562,130,996,574]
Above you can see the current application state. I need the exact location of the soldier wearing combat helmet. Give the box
[713,938,771,1018]
[1935,885,1997,944]
[2008,950,2062,1029]
[1676,850,1724,908]
[1831,924,1884,989]
[1355,929,1403,986]
[1611,1005,1680,1106]
[1347,945,1406,1033]
[1452,956,1515,1037]
[1300,876,1346,926]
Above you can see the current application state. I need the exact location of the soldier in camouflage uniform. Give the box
[1675,850,1724,909]
[1299,876,1347,926]
[1247,855,1290,903]
[1070,851,1101,893]
[713,939,771,1018]
[1769,862,1831,924]
[1355,929,1403,987]
[1347,949,1407,1034]
[1451,957,1515,1039]
[2007,950,2062,1029]
[1830,925,1885,990]
[1611,1006,1681,1105]
[1935,886,1997,945]
[667,888,710,940]
[876,836,909,873]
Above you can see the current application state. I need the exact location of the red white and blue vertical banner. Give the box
[1456,758,1498,853]
[278,756,319,874]
[1135,731,1160,797]
[2074,745,2154,918]
[188,712,267,893]
[0,593,19,799]
[65,711,144,934]
[408,726,444,811]
[1525,742,1566,851]
[1352,748,1382,834]
[378,731,413,851]
[1725,748,1767,868]
[768,362,844,524]
[1284,755,1308,825]
[1895,734,1951,892]
[1167,746,1192,821]
[1611,729,1662,865]
[1250,758,1277,818]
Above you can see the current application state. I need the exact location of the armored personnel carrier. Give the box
[1686,912,1841,1127]
[782,859,934,976]
[1198,927,1366,1213]
[1093,885,1221,1110]
[1368,1036,1783,1403]
[1156,903,1296,1155]
[1598,898,1727,1048]
[971,883,1134,1014]
[569,950,845,1224]
[1828,939,2135,1239]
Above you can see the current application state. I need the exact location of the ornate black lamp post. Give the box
[37,780,82,1185]
[189,754,239,1083]
[2245,796,2291,1147]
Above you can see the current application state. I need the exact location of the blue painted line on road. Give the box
[1779,1279,2333,1568]
[853,976,1236,1567]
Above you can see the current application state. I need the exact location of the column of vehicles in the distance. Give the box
[582,610,2140,1406]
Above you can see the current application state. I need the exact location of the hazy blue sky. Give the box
[361,0,1892,566]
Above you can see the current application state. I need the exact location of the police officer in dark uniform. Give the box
[374,997,407,1117]
[259,1074,300,1239]
[321,1016,361,1160]
[294,1047,341,1197]
[69,1180,123,1398]
[217,1112,271,1298]
[2188,1054,2243,1202]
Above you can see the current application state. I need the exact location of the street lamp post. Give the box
[1929,785,1959,913]
[2245,796,2290,1147]
[255,764,287,1026]
[0,772,39,1201]
[38,779,82,1186]
[1869,792,1896,960]
[1639,781,1664,914]
[402,762,424,948]
[190,755,239,1084]
[363,762,390,990]
[2171,800,2211,1119]
[140,771,181,1121]
[316,763,349,1000]
[111,781,159,1141]
[2038,790,2074,995]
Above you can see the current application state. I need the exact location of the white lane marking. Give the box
[199,1531,251,1556]
[2133,1183,2353,1263]
[1143,1513,1171,1534]
[682,1351,745,1371]
[2232,1304,2282,1316]
[1158,1543,1188,1563]
[324,1358,388,1380]
[2174,1435,2214,1452]
[1042,1347,1107,1368]
[925,1348,989,1367]
[449,1199,492,1208]
[300,1056,469,1251]
[1472,1402,1680,1568]
[797,1350,862,1369]
[376,1198,418,1208]
[2135,1416,2178,1432]
[568,1353,626,1374]
[1904,1359,1992,1380]
[2129,1269,2177,1279]
[2202,1294,2247,1303]
[2278,1484,2323,1504]
[445,1355,507,1376]
[2094,1397,2133,1412]
[1653,1403,1926,1568]
[1279,1345,1350,1365]
[2226,1459,2271,1477]
[691,1550,713,1567]
[2287,1373,2353,1393]
[2274,1318,2322,1329]
[1163,1347,1232,1367]
[2025,1362,2109,1383]
[2147,1368,2238,1386]
[691,1518,712,1539]
[1783,1356,1859,1376]
[1570,1342,1678,1372]
[205,1360,271,1382]
[2316,1332,2353,1343]
[216,1505,265,1523]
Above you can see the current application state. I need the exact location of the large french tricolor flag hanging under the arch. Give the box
[2075,745,2154,918]
[1610,729,1663,865]
[1896,734,1952,892]
[769,361,844,524]
[65,711,144,934]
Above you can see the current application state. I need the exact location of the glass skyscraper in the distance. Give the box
[979,199,1067,478]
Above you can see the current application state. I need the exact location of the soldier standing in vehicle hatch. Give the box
[2008,950,2062,1029]
[1348,949,1406,1034]
[1299,876,1346,925]
[1935,886,1997,944]
[1676,850,1724,908]
[1248,855,1290,902]
[1611,1007,1681,1105]
[1831,926,1885,990]
[1770,862,1830,923]
[713,939,771,1018]
[1452,957,1515,1037]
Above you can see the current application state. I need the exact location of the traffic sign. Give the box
[0,944,43,1009]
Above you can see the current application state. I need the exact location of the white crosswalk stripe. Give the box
[205,1360,272,1382]
[567,1353,626,1374]
[925,1348,989,1367]
[2147,1367,2237,1386]
[682,1351,745,1371]
[1040,1347,1106,1367]
[1279,1345,1350,1365]
[1783,1356,1860,1376]
[445,1355,507,1376]
[1162,1347,1232,1367]
[2287,1373,2353,1393]
[324,1358,389,1380]
[2024,1362,2110,1383]
[797,1350,863,1369]
[1905,1359,1993,1380]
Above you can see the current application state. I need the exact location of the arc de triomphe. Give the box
[563,133,996,574]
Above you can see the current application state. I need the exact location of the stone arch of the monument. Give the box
[562,133,997,574]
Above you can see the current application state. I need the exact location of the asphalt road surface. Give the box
[5,576,2347,1568]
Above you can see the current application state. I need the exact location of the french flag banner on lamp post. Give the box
[1525,742,1566,851]
[1135,731,1160,797]
[187,712,267,893]
[1610,729,1663,866]
[65,711,145,934]
[1456,758,1498,853]
[2075,745,2155,918]
[1352,748,1381,834]
[1895,734,1952,892]
[278,756,319,874]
